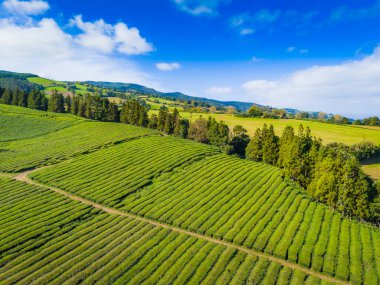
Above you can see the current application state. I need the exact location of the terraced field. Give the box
[1,104,379,284]
[31,145,380,284]
[0,178,331,285]
[0,112,78,142]
[0,121,156,172]
[31,136,219,206]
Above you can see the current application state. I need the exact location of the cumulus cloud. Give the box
[70,15,154,55]
[205,86,232,95]
[2,0,49,15]
[0,16,154,85]
[173,0,229,16]
[242,47,380,117]
[156,62,181,71]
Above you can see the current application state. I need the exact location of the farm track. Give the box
[14,168,349,285]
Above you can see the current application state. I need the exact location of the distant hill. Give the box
[0,70,303,113]
[0,70,41,92]
[85,81,255,111]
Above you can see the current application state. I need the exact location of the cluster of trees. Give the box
[0,88,48,110]
[241,105,288,119]
[245,124,379,221]
[145,107,250,156]
[328,141,380,161]
[354,116,380,126]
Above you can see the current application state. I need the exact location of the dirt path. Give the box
[14,169,349,285]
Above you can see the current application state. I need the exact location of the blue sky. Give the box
[0,0,380,117]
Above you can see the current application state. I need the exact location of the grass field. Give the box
[27,77,58,87]
[1,104,379,284]
[150,111,380,145]
[362,155,380,181]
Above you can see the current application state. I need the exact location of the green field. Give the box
[32,140,380,284]
[1,104,379,284]
[362,155,380,181]
[150,111,380,145]
[27,77,58,87]
[0,178,327,285]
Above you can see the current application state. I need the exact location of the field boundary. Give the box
[13,169,349,285]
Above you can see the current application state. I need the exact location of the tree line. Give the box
[0,88,48,110]
[245,124,379,222]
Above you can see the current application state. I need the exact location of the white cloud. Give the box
[287,46,296,52]
[70,15,154,55]
[240,28,254,35]
[299,49,309,54]
[156,62,181,71]
[173,0,229,16]
[2,0,49,15]
[251,56,264,62]
[242,47,380,117]
[205,86,232,95]
[0,17,154,85]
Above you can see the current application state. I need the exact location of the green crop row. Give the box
[1,176,332,284]
[0,120,157,172]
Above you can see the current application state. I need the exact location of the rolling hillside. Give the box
[0,104,379,284]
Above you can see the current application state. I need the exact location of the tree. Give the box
[207,117,230,148]
[231,125,250,157]
[246,128,263,161]
[226,106,236,114]
[65,96,72,113]
[84,94,93,119]
[18,91,28,107]
[48,90,65,113]
[174,118,189,138]
[157,106,168,132]
[148,114,158,129]
[317,112,326,121]
[1,89,13,104]
[164,113,174,134]
[107,103,120,122]
[188,117,209,143]
[12,89,20,106]
[247,105,263,117]
[261,125,279,165]
[138,106,148,127]
[307,148,372,220]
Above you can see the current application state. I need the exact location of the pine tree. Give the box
[18,91,28,107]
[108,103,120,122]
[246,128,263,161]
[12,89,20,106]
[1,89,13,104]
[157,106,168,132]
[262,125,279,165]
[148,114,158,129]
[48,91,65,113]
[138,107,148,127]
